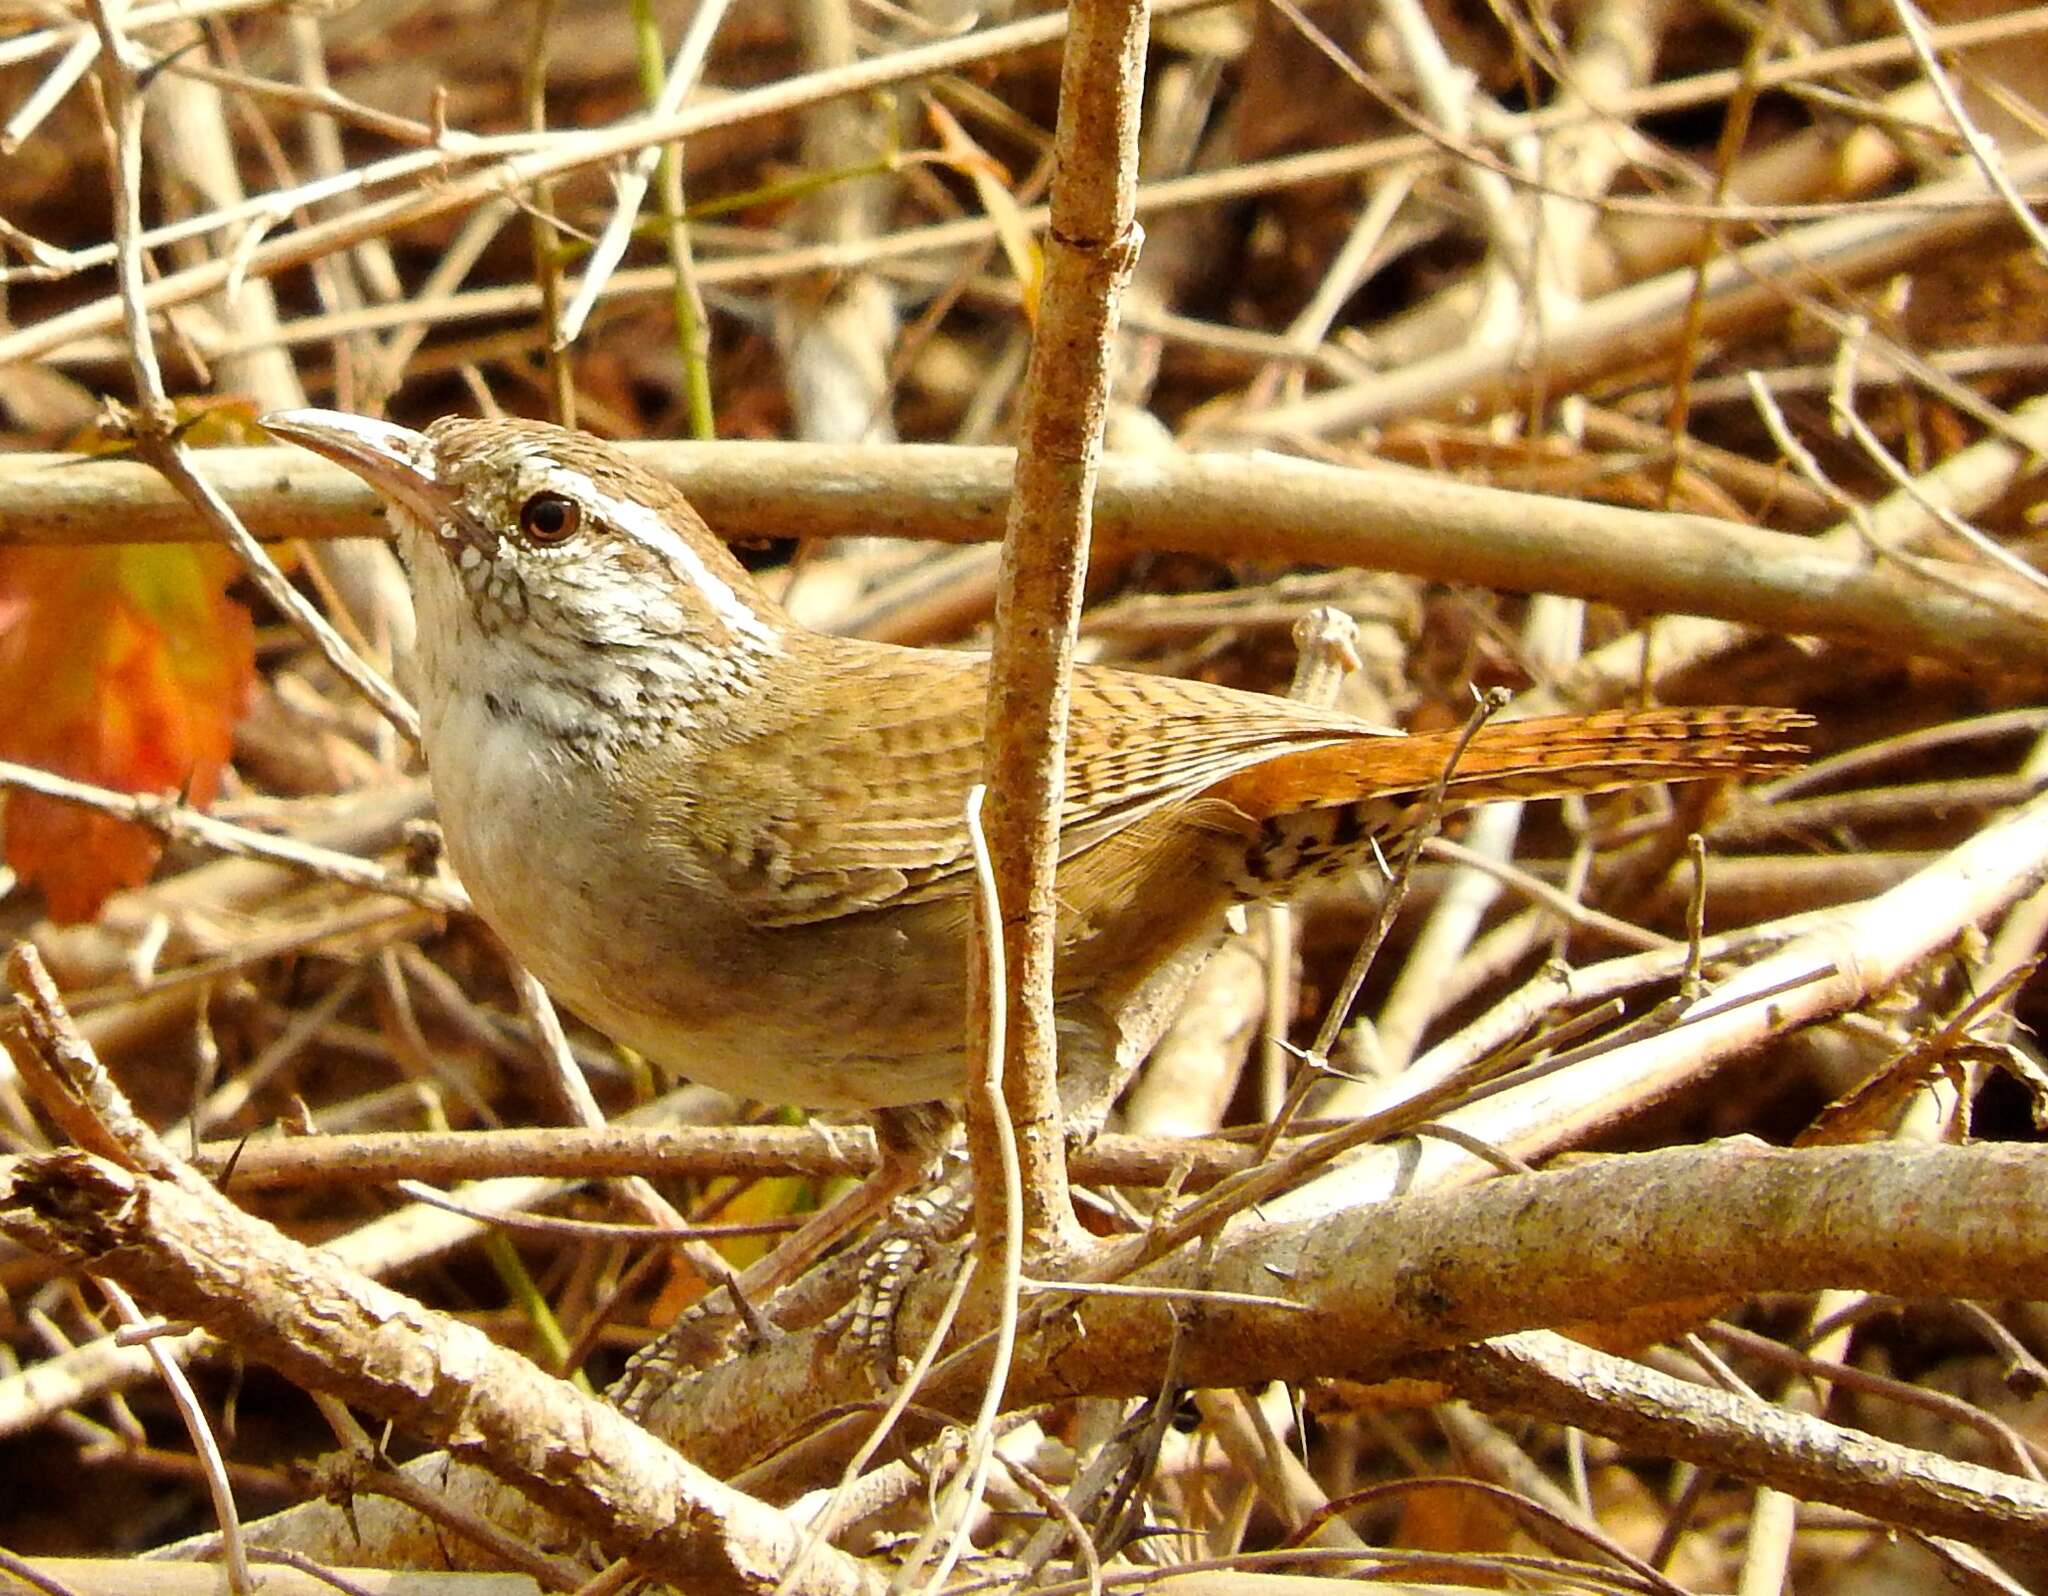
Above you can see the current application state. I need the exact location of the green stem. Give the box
[630,0,716,439]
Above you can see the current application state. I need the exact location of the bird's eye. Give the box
[518,492,581,546]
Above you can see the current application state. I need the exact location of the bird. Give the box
[263,409,1809,1124]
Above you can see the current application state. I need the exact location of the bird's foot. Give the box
[841,1172,973,1388]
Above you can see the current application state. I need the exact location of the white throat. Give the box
[398,517,780,773]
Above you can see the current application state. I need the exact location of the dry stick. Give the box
[1269,165,1419,359]
[168,1123,1267,1192]
[1890,0,2048,264]
[907,787,1021,1596]
[971,0,1149,1253]
[7,1167,885,1596]
[1256,688,1510,1159]
[501,964,764,1337]
[1751,366,2030,647]
[29,168,1976,388]
[1747,1285,1861,1593]
[0,953,883,1596]
[1657,1,1776,504]
[1431,1329,2048,1565]
[156,42,439,149]
[648,1141,2048,1512]
[1831,361,2048,597]
[0,0,1221,367]
[0,0,276,72]
[1014,1546,1672,1591]
[97,1279,255,1596]
[168,971,367,1147]
[1917,1537,2036,1595]
[146,42,303,412]
[10,120,1956,376]
[1253,609,1363,1114]
[1807,293,2044,464]
[11,444,2042,674]
[1703,1320,2048,1482]
[1534,0,1673,307]
[1274,777,2048,1225]
[772,0,897,459]
[0,760,466,913]
[773,1259,980,1596]
[0,0,2025,286]
[998,776,2048,1326]
[77,0,420,747]
[388,1183,796,1243]
[1,27,98,152]
[1434,1403,1638,1578]
[1418,836,1671,952]
[16,776,434,987]
[221,21,378,422]
[630,0,715,439]
[1372,0,1539,341]
[1194,1388,1369,1554]
[363,198,522,411]
[155,1143,2048,1570]
[1290,1475,1679,1594]
[521,0,576,428]
[1373,595,1589,1075]
[1713,774,2043,847]
[559,0,733,346]
[253,74,424,421]
[1240,138,2048,438]
[0,1087,719,1442]
[1513,382,2048,723]
[7,0,2029,350]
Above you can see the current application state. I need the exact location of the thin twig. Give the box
[80,0,422,745]
[912,786,1022,1595]
[96,1280,255,1596]
[0,759,466,912]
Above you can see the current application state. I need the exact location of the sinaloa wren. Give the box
[265,411,1808,1115]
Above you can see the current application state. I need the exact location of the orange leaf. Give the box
[0,542,254,921]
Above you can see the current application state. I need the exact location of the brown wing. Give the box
[675,637,1378,927]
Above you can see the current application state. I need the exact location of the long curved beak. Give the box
[263,409,486,551]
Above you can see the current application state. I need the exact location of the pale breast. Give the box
[420,687,976,1108]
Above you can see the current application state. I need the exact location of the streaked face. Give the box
[404,417,782,658]
[264,409,787,749]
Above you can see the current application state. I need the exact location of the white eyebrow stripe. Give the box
[542,465,778,646]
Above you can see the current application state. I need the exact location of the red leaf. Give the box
[0,543,255,921]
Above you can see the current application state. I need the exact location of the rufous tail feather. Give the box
[1211,705,1812,822]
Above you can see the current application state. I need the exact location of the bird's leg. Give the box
[611,1107,959,1411]
[846,1103,976,1383]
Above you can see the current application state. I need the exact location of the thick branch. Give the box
[640,1141,2048,1524]
[6,445,2040,671]
[156,1140,2048,1569]
[0,1152,880,1596]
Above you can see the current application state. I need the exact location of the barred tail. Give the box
[1214,705,1811,895]
[1215,706,1811,820]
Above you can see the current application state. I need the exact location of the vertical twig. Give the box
[523,0,577,427]
[1660,4,1776,506]
[629,0,717,437]
[555,0,731,347]
[912,784,1021,1595]
[971,0,1150,1254]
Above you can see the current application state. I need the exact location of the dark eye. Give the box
[519,492,581,545]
